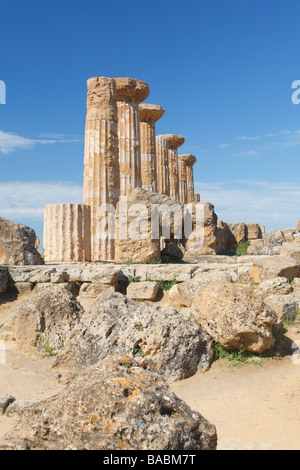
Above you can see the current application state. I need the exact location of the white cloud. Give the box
[194,179,300,231]
[0,130,81,154]
[218,144,229,149]
[0,181,83,219]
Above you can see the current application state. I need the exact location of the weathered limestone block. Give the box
[115,189,161,264]
[192,280,279,353]
[0,218,44,266]
[168,271,232,309]
[53,288,215,382]
[159,135,185,200]
[156,135,170,196]
[246,223,262,240]
[227,223,247,245]
[139,104,165,192]
[280,242,300,263]
[264,294,300,321]
[115,77,150,198]
[0,395,16,415]
[43,204,91,263]
[258,277,293,296]
[185,202,224,255]
[179,154,196,203]
[194,193,200,202]
[250,256,300,283]
[12,284,84,354]
[83,76,120,261]
[1,356,217,450]
[79,283,114,298]
[126,281,159,301]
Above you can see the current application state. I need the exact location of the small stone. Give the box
[0,395,16,414]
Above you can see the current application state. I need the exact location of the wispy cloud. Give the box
[0,130,81,154]
[195,179,300,230]
[0,180,83,219]
[218,144,229,149]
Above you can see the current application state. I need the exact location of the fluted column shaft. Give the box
[139,104,165,193]
[115,78,150,198]
[156,136,170,196]
[83,77,120,261]
[179,154,197,203]
[187,166,195,203]
[178,157,188,204]
[159,135,185,200]
[117,99,142,196]
[43,204,91,263]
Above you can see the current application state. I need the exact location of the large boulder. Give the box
[280,242,300,264]
[250,256,300,283]
[12,284,84,354]
[54,288,214,382]
[168,271,233,309]
[227,223,247,245]
[185,202,224,255]
[0,218,44,265]
[0,356,217,450]
[192,280,279,353]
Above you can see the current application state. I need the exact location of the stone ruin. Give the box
[42,76,261,263]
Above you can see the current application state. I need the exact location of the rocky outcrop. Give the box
[192,280,279,353]
[0,218,44,266]
[54,288,214,382]
[0,356,217,450]
[12,284,84,354]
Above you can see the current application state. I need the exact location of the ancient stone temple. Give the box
[43,76,199,262]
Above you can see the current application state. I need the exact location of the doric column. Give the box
[178,156,188,204]
[179,154,197,203]
[156,135,170,196]
[115,77,150,198]
[194,193,200,202]
[83,76,120,261]
[139,104,165,192]
[43,204,91,263]
[159,134,185,200]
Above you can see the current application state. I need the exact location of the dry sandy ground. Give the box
[0,293,300,450]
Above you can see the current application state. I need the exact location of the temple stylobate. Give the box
[43,76,199,262]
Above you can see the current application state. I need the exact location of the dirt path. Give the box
[1,293,300,450]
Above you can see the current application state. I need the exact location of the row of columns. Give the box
[43,76,200,263]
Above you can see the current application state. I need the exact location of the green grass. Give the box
[35,335,57,357]
[214,343,263,366]
[236,241,250,256]
[127,275,141,284]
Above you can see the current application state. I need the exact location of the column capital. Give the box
[114,77,150,103]
[158,134,185,149]
[139,103,165,123]
[179,154,197,166]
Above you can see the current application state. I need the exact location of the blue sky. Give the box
[1,0,300,245]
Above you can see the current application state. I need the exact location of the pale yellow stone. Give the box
[43,204,91,263]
